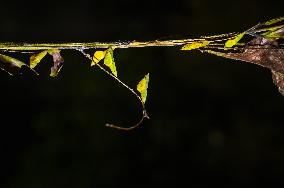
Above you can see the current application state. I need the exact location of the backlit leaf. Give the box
[30,51,48,68]
[92,51,105,66]
[137,73,149,104]
[225,32,245,48]
[104,47,117,77]
[181,41,210,51]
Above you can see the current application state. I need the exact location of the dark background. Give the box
[0,0,283,187]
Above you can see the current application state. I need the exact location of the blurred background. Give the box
[0,0,283,187]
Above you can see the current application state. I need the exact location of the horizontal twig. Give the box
[0,39,212,51]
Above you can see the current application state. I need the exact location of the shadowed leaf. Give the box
[0,53,28,75]
[0,53,26,68]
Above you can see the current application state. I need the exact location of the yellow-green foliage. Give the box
[137,73,150,104]
[92,51,106,66]
[225,32,245,48]
[104,48,117,77]
[181,41,210,50]
[0,16,283,130]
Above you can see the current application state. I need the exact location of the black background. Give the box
[0,0,284,187]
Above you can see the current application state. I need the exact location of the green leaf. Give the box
[49,50,64,77]
[261,25,284,39]
[30,51,48,69]
[225,32,245,48]
[104,47,117,77]
[264,17,284,26]
[92,50,105,66]
[181,41,210,51]
[137,73,149,104]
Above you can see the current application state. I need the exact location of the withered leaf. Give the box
[272,70,284,96]
[204,27,284,96]
[49,50,64,77]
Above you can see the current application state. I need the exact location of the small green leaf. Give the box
[92,51,105,66]
[181,41,210,51]
[30,51,48,69]
[104,47,117,77]
[137,73,149,104]
[225,32,245,48]
[264,17,284,26]
[261,25,284,39]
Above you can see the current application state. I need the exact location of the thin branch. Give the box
[1,33,282,52]
[0,39,222,51]
[78,49,149,131]
[0,16,282,130]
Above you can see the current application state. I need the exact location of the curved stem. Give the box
[79,49,149,131]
